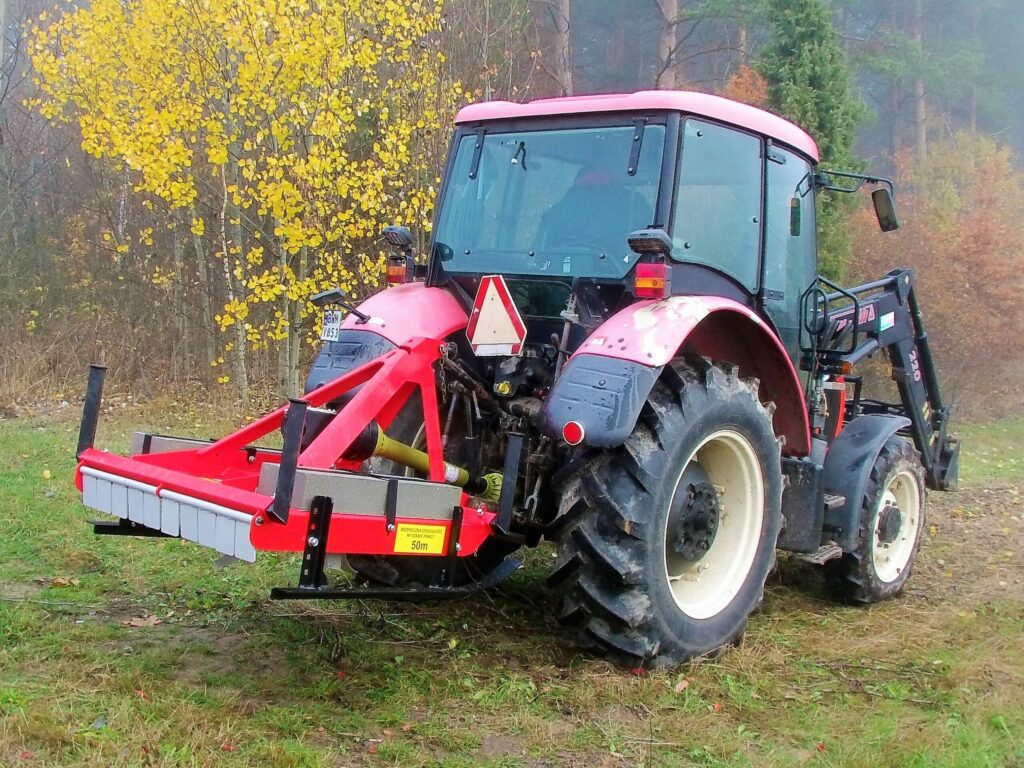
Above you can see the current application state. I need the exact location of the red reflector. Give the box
[634,262,669,299]
[562,420,585,446]
[386,260,407,284]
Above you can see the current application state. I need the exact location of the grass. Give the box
[0,408,1022,767]
[956,417,1024,487]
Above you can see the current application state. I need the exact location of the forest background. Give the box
[1,0,1021,418]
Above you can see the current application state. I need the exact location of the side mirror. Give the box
[627,228,673,258]
[872,188,899,232]
[310,287,369,322]
[382,225,414,254]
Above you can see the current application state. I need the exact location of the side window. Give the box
[671,120,763,290]
[763,148,817,358]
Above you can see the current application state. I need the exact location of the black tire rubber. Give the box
[547,357,784,668]
[346,393,519,588]
[825,436,926,603]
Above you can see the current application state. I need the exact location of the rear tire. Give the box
[548,358,783,667]
[826,437,925,603]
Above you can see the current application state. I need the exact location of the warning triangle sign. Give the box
[466,275,527,356]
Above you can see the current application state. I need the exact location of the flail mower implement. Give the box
[77,91,959,667]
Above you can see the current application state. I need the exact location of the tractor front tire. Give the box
[826,437,926,603]
[549,358,783,667]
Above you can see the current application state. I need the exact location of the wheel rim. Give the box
[663,430,764,620]
[871,468,921,583]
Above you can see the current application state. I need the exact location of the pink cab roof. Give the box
[455,90,819,163]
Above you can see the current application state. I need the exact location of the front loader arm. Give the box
[806,268,959,490]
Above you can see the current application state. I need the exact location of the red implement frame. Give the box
[76,336,496,558]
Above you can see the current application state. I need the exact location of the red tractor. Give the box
[76,91,959,667]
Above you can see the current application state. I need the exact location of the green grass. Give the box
[1,409,1022,767]
[957,417,1024,486]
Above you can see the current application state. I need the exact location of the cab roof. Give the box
[455,90,819,163]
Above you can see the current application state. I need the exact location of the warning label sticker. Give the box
[393,523,447,555]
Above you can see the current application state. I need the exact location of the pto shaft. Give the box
[343,422,501,501]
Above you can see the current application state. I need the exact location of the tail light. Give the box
[634,262,670,299]
[562,420,585,446]
[386,256,411,285]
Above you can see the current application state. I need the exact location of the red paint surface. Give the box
[339,283,468,346]
[456,91,819,162]
[570,296,811,456]
[75,336,492,558]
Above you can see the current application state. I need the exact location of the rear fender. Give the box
[308,284,468,393]
[339,282,468,345]
[822,414,911,552]
[541,296,810,456]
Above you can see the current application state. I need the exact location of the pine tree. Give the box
[757,0,862,278]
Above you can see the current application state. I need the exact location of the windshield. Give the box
[434,123,666,279]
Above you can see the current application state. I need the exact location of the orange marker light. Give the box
[386,259,408,284]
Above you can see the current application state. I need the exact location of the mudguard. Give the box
[306,331,397,392]
[539,354,661,448]
[337,282,469,346]
[307,283,470,393]
[822,414,911,552]
[541,296,810,456]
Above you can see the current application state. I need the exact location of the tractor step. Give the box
[796,541,844,565]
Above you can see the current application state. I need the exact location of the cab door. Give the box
[762,146,817,363]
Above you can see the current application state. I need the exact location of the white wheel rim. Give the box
[871,468,921,583]
[663,430,764,620]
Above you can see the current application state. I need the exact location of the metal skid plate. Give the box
[256,463,463,520]
[81,467,256,561]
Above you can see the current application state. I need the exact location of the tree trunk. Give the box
[552,0,572,96]
[276,244,291,398]
[912,0,927,156]
[221,163,248,403]
[188,205,216,372]
[0,0,13,261]
[287,246,308,396]
[656,0,679,89]
[171,226,187,381]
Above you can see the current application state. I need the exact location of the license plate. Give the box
[321,310,343,342]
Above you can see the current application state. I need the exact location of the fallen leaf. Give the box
[51,577,79,587]
[816,742,826,753]
[382,729,394,737]
[19,750,35,759]
[366,743,379,755]
[674,678,690,693]
[401,724,413,732]
[123,614,161,628]
[220,743,237,752]
[712,702,722,713]
[42,469,51,480]
[134,688,149,700]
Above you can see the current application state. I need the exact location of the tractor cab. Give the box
[429,91,822,362]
